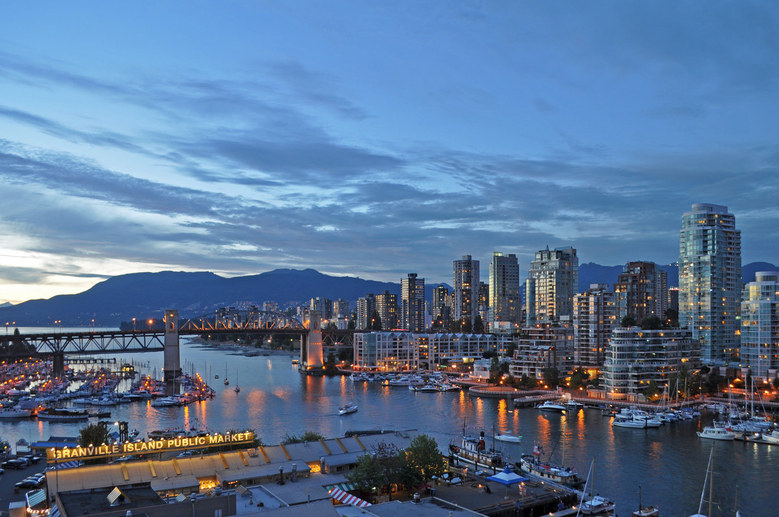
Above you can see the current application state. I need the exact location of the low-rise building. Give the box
[508,324,574,380]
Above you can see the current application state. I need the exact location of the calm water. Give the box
[2,337,776,517]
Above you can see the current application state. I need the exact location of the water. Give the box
[2,337,776,517]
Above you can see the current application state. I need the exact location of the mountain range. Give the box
[1,263,776,327]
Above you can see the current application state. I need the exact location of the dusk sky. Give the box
[1,2,778,305]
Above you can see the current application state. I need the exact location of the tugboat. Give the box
[449,428,506,472]
[517,442,584,487]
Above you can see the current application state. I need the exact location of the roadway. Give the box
[0,459,47,516]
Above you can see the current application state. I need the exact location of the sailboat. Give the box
[223,363,229,386]
[689,448,715,517]
[632,485,660,517]
[577,459,615,516]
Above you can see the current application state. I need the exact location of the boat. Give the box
[697,424,735,441]
[338,402,358,415]
[633,485,660,517]
[690,448,714,517]
[36,408,90,421]
[234,386,240,393]
[0,407,32,418]
[224,378,229,386]
[580,495,616,515]
[449,430,506,471]
[494,432,522,443]
[565,400,585,412]
[517,443,583,487]
[537,400,567,412]
[612,415,648,429]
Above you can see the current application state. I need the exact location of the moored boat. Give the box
[494,432,522,443]
[517,443,583,487]
[37,408,90,421]
[0,407,32,418]
[696,424,735,441]
[449,431,506,471]
[612,415,648,429]
[537,400,567,412]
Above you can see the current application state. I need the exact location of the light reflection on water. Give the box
[0,339,776,516]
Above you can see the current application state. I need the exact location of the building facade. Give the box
[741,272,779,381]
[614,261,668,323]
[508,323,574,380]
[525,247,579,324]
[453,255,480,327]
[603,327,700,396]
[431,285,452,329]
[489,252,520,329]
[679,203,741,364]
[375,290,398,330]
[401,273,426,332]
[356,294,376,330]
[573,283,617,367]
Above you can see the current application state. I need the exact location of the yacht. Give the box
[537,400,567,412]
[494,432,522,443]
[449,430,506,471]
[0,407,32,418]
[612,415,649,429]
[696,424,736,441]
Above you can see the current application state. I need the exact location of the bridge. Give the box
[0,309,354,379]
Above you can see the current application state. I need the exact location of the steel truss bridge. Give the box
[0,309,353,356]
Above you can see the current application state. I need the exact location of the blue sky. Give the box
[1,1,778,304]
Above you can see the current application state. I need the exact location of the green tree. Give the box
[542,367,560,388]
[569,367,590,389]
[79,422,110,447]
[400,434,446,488]
[283,431,325,444]
[643,379,661,399]
[621,315,637,327]
[348,319,356,330]
[505,342,517,359]
[370,311,383,331]
[640,316,663,330]
[473,315,484,334]
[324,352,338,376]
[664,308,679,327]
[461,317,472,333]
[347,442,402,499]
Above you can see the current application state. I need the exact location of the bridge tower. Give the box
[163,310,181,383]
[301,311,324,374]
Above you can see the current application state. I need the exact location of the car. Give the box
[15,477,42,489]
[0,467,4,475]
[2,459,25,469]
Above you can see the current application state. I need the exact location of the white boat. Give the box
[37,408,90,421]
[517,442,583,487]
[338,402,358,415]
[696,425,735,441]
[151,396,181,408]
[0,407,31,418]
[494,433,522,443]
[234,386,240,393]
[537,400,567,412]
[580,495,616,515]
[565,400,585,411]
[612,415,648,429]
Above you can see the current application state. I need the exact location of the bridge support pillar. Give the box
[52,352,65,377]
[301,311,323,374]
[163,310,181,386]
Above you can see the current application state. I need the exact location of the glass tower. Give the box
[741,272,779,381]
[679,203,741,364]
[489,252,520,326]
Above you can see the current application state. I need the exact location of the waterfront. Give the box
[1,338,777,516]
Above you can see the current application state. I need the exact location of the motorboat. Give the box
[338,402,358,415]
[494,433,522,443]
[517,442,583,487]
[234,386,240,393]
[36,408,90,421]
[0,407,32,418]
[580,495,616,515]
[696,424,735,441]
[449,430,506,471]
[537,400,567,412]
[612,415,648,429]
[565,400,585,412]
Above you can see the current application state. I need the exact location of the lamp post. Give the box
[132,318,136,332]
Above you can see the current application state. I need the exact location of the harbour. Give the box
[1,338,777,516]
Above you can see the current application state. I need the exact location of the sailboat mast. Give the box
[708,449,714,517]
[698,448,713,515]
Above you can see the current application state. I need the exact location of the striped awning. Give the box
[328,487,372,507]
[49,505,60,517]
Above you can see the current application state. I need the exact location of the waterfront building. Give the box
[679,203,741,364]
[453,255,480,328]
[508,323,574,380]
[525,247,578,325]
[489,252,520,330]
[353,331,507,371]
[603,327,700,397]
[573,283,617,367]
[375,290,398,330]
[741,272,779,381]
[431,285,452,329]
[356,294,376,330]
[614,261,668,323]
[401,273,425,332]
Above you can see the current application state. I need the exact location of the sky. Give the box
[1,1,778,305]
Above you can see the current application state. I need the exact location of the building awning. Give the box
[328,487,371,507]
[150,476,200,492]
[323,482,355,492]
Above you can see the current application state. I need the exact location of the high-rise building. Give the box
[489,252,520,327]
[679,203,741,363]
[375,290,398,330]
[741,272,779,381]
[356,294,376,330]
[614,262,668,323]
[431,285,451,328]
[525,247,579,324]
[453,255,480,327]
[573,283,617,366]
[309,297,332,321]
[401,273,425,332]
[332,298,350,319]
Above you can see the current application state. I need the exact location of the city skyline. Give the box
[2,2,779,305]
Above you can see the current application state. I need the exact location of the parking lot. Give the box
[0,456,48,517]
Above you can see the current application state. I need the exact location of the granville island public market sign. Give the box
[46,431,255,462]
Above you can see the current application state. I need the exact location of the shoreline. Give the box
[186,337,297,357]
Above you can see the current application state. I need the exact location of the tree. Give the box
[324,352,338,376]
[461,317,472,333]
[505,342,517,359]
[542,367,560,388]
[473,315,484,334]
[400,434,446,488]
[370,311,383,331]
[283,431,325,444]
[79,422,110,448]
[348,319,356,330]
[639,316,662,330]
[664,308,679,327]
[621,315,637,327]
[347,442,402,499]
[569,367,590,389]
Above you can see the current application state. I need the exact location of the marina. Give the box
[1,338,778,516]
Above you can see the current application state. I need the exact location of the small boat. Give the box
[580,495,616,515]
[339,402,358,415]
[613,415,648,428]
[0,407,32,419]
[234,386,240,393]
[697,424,735,441]
[224,378,229,386]
[494,433,522,443]
[537,400,567,412]
[37,408,90,421]
[449,430,506,471]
